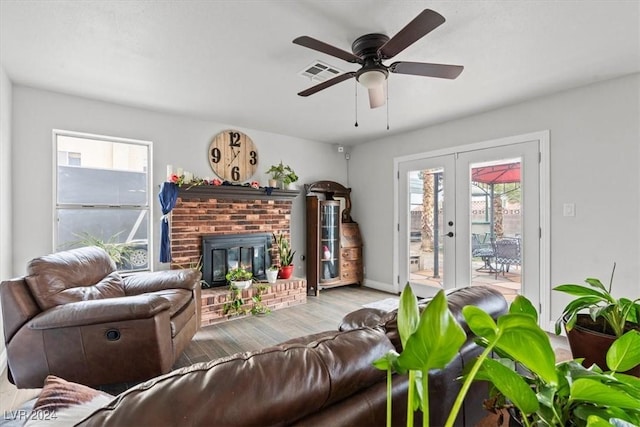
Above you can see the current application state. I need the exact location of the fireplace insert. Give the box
[202,233,272,287]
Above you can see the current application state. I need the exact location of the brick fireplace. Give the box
[168,185,306,325]
[169,187,296,270]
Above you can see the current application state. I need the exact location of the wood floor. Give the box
[0,284,570,412]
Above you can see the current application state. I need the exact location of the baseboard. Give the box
[363,279,397,295]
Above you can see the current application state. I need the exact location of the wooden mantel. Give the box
[177,185,300,201]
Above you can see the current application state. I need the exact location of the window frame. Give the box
[52,129,153,271]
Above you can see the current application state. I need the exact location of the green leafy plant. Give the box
[222,284,247,316]
[554,263,640,337]
[373,283,640,427]
[464,298,640,427]
[273,233,295,267]
[225,267,253,282]
[266,161,298,185]
[68,231,133,267]
[250,282,271,315]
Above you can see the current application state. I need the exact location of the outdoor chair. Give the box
[472,233,495,272]
[494,238,521,279]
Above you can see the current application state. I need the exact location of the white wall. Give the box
[10,86,348,276]
[0,65,12,372]
[350,73,640,327]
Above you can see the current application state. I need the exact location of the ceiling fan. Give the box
[293,9,463,109]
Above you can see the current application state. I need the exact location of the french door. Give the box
[396,139,543,314]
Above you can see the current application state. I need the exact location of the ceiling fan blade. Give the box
[368,86,386,109]
[377,9,446,60]
[298,72,356,97]
[293,36,363,64]
[389,61,464,79]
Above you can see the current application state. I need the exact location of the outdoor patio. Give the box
[410,258,522,303]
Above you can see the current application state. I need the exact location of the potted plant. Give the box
[554,263,640,374]
[273,233,295,279]
[266,161,298,189]
[250,283,271,315]
[225,267,253,290]
[69,231,133,269]
[266,265,279,284]
[373,284,640,427]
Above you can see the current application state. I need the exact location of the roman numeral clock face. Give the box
[208,130,258,182]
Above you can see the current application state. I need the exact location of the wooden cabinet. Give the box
[305,181,363,296]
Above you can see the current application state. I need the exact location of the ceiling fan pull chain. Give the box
[354,79,359,127]
[386,79,390,130]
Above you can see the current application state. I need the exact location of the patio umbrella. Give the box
[471,161,520,240]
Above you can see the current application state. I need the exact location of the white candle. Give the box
[184,171,193,183]
[166,164,173,179]
[177,167,183,177]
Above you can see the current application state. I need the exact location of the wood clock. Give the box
[208,130,258,182]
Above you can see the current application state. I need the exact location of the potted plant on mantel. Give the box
[373,284,640,427]
[266,161,298,189]
[273,233,295,279]
[554,263,640,375]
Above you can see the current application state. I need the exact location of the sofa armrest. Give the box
[122,269,201,295]
[28,295,172,329]
[339,308,391,331]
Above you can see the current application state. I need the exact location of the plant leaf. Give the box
[606,330,640,372]
[571,378,640,409]
[585,415,616,427]
[463,305,498,341]
[477,357,539,414]
[397,283,420,349]
[509,295,538,322]
[495,314,558,385]
[584,277,609,292]
[554,284,608,299]
[397,290,466,371]
[574,404,639,426]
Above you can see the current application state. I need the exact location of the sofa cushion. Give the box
[76,328,393,427]
[25,246,119,310]
[23,375,113,427]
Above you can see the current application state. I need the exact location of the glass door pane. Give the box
[469,158,522,301]
[398,155,455,298]
[320,201,340,282]
[409,168,446,288]
[456,140,540,311]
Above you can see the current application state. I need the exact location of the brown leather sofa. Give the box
[45,285,506,427]
[0,246,202,389]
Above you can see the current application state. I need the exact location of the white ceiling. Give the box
[1,1,639,145]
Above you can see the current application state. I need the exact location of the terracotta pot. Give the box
[565,314,640,376]
[278,265,294,279]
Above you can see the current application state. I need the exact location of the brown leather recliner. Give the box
[0,246,202,389]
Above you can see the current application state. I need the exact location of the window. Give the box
[54,130,152,271]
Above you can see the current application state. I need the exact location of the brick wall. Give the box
[169,197,293,269]
[201,279,307,326]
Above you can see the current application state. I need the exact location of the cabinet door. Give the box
[320,202,340,283]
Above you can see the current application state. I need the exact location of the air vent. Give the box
[299,60,344,82]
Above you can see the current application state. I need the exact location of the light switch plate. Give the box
[563,203,575,217]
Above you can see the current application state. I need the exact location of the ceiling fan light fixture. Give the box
[357,70,387,89]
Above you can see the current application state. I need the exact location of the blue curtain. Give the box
[158,182,178,263]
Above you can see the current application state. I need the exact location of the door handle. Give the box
[446,231,454,237]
